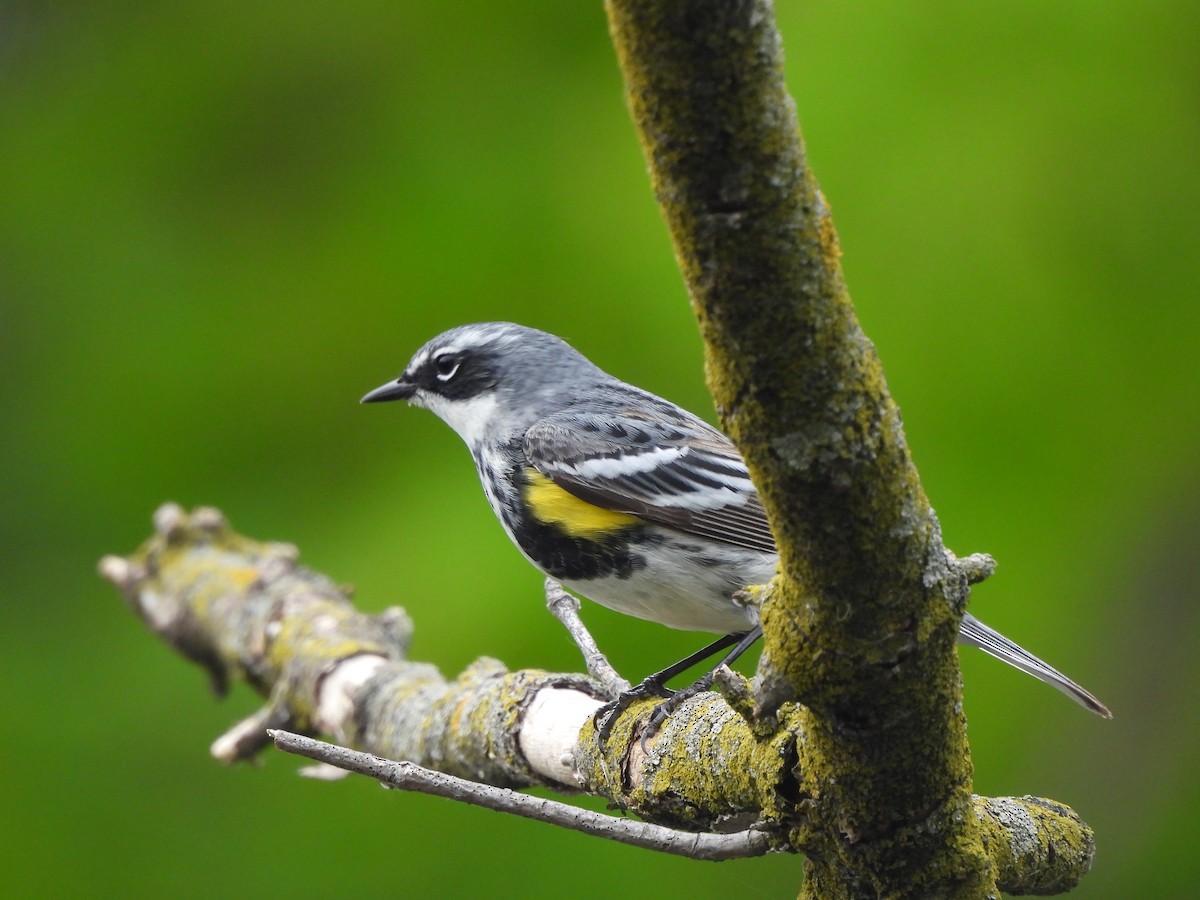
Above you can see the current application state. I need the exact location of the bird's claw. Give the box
[636,672,716,750]
[594,670,721,753]
[593,674,674,745]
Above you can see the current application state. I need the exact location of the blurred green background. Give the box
[2,1,1196,897]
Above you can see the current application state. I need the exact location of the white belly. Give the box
[564,534,775,634]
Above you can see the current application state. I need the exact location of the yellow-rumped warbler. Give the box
[363,322,1111,719]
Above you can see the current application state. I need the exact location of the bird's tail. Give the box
[959,613,1112,718]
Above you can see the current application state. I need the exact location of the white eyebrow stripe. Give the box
[406,348,430,373]
[569,446,687,479]
[456,324,523,352]
[483,330,521,349]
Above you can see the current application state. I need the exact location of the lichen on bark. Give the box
[605,0,1095,895]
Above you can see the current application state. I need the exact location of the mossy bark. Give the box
[103,504,1095,894]
[605,1,1048,895]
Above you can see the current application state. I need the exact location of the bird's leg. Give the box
[642,627,763,745]
[593,630,755,743]
[543,578,630,697]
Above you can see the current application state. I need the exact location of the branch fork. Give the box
[102,504,1095,888]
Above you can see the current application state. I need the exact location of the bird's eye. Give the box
[433,353,461,381]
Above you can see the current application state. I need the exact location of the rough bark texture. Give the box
[605,1,1092,895]
[102,505,1095,893]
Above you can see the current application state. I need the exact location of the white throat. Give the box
[415,391,501,449]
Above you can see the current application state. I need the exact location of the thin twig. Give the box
[269,730,772,861]
[544,578,630,696]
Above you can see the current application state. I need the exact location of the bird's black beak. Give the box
[361,376,417,404]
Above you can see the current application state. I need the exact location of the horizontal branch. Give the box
[102,504,1094,890]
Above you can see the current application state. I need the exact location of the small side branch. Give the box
[270,730,772,862]
[976,796,1096,895]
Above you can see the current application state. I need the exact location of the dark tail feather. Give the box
[958,613,1112,718]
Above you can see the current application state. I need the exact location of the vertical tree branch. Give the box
[606,2,993,895]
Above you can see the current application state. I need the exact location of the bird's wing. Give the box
[523,406,777,553]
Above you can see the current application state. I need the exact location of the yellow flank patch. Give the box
[522,469,639,538]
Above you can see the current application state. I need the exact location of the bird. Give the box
[362,322,1112,724]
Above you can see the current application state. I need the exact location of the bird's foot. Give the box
[594,671,721,752]
[638,671,717,750]
[593,673,674,745]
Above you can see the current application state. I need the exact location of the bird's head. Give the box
[362,322,605,448]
